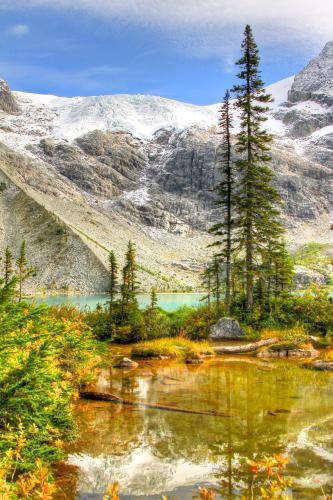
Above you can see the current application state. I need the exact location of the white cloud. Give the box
[2,1,333,56]
[7,23,30,36]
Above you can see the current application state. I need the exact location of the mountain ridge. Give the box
[0,46,332,294]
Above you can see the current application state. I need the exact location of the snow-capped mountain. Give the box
[0,44,332,293]
[0,75,293,151]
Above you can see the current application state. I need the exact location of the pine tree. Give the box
[121,241,139,312]
[209,89,235,312]
[232,25,284,310]
[201,264,213,307]
[4,246,13,285]
[150,287,158,311]
[210,255,222,312]
[16,241,34,302]
[271,241,294,297]
[108,250,118,313]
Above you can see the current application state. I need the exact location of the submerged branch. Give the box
[79,391,231,418]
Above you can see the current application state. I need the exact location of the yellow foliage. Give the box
[131,336,214,359]
[103,482,120,500]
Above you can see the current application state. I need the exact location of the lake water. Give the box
[32,293,206,311]
[67,358,333,499]
[31,291,333,312]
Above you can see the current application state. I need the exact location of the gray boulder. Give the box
[312,360,333,371]
[209,317,245,340]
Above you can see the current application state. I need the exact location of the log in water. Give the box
[80,391,231,418]
[214,337,279,354]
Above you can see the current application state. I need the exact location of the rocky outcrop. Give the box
[0,79,20,114]
[311,360,333,371]
[209,318,245,340]
[293,265,327,289]
[288,42,333,105]
[39,130,144,196]
[0,163,109,294]
[258,344,319,359]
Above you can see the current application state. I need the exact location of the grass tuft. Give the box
[131,337,214,359]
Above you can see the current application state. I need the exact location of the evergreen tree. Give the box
[121,241,139,312]
[150,287,158,311]
[209,89,234,312]
[16,241,34,302]
[201,264,213,307]
[205,255,222,312]
[4,246,13,285]
[271,241,294,297]
[108,250,118,313]
[232,25,284,310]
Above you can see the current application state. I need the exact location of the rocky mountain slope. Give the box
[0,43,332,293]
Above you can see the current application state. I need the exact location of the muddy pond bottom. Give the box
[67,359,333,499]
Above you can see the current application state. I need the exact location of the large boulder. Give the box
[209,317,245,340]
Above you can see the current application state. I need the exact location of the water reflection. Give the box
[68,360,333,498]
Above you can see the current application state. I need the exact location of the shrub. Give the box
[261,325,309,345]
[167,304,221,340]
[0,281,98,493]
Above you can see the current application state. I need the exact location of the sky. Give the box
[0,0,332,104]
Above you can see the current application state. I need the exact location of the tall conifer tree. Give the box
[232,25,283,310]
[4,246,13,285]
[150,287,158,311]
[209,89,234,312]
[16,241,34,302]
[108,250,118,313]
[121,241,139,311]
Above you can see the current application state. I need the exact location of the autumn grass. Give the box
[131,336,214,359]
[322,349,333,361]
[260,325,309,344]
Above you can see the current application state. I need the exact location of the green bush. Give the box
[229,287,332,336]
[0,280,97,483]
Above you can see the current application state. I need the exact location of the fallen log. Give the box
[214,337,279,354]
[80,391,230,418]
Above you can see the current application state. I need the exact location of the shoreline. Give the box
[24,290,207,299]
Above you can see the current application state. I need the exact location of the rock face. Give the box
[0,79,20,114]
[275,40,333,178]
[209,318,245,340]
[293,265,327,289]
[288,42,333,105]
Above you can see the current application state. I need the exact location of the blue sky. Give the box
[0,0,332,104]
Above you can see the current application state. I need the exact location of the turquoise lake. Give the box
[32,293,206,311]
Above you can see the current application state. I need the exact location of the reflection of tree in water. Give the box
[71,362,333,496]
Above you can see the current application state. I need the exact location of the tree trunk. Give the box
[214,337,279,354]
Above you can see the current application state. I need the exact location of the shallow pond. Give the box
[32,293,205,311]
[67,358,333,499]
